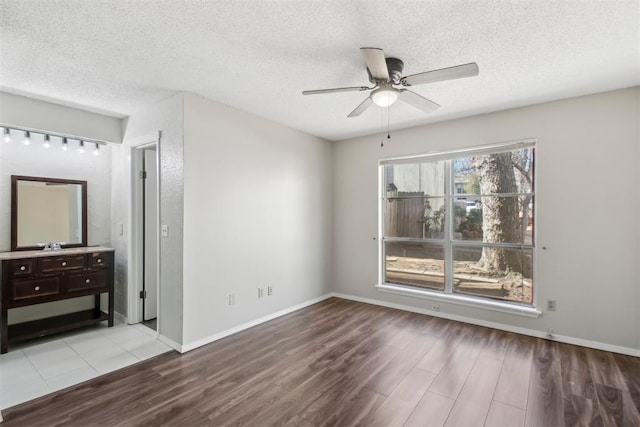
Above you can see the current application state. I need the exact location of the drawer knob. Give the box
[97,258,102,264]
[61,261,67,267]
[20,265,26,271]
[85,278,91,284]
[35,286,40,291]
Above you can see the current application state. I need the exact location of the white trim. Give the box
[376,283,541,318]
[180,293,334,353]
[113,311,127,325]
[378,140,539,318]
[332,292,639,357]
[379,138,536,165]
[158,334,182,352]
[127,134,161,326]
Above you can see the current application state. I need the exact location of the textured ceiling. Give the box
[1,0,638,141]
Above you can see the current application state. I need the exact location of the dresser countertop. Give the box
[0,246,114,260]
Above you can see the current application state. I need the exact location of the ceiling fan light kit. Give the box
[371,85,399,107]
[302,47,479,118]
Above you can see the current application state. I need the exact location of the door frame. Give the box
[127,132,161,330]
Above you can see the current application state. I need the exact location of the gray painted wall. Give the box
[181,93,333,344]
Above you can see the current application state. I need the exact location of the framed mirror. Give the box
[11,175,88,251]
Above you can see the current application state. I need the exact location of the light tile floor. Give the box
[0,322,173,410]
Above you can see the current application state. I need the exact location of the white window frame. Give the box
[376,139,541,318]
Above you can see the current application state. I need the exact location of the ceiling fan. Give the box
[302,47,479,118]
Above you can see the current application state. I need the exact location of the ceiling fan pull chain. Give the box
[380,107,385,147]
[387,106,391,140]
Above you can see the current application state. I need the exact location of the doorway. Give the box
[130,140,160,333]
[142,147,158,330]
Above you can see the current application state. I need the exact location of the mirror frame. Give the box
[11,175,88,251]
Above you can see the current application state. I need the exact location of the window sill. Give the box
[375,283,542,318]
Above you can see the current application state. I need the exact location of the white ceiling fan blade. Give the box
[360,47,389,81]
[302,86,371,95]
[347,97,374,118]
[398,90,440,113]
[401,62,479,86]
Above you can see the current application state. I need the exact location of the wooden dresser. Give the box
[0,247,114,353]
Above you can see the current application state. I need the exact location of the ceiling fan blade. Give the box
[347,97,374,118]
[401,62,479,86]
[360,48,389,80]
[302,86,371,95]
[398,90,440,113]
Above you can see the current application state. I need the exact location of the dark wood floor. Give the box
[2,297,639,426]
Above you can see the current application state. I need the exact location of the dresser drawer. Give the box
[67,270,108,292]
[90,252,111,268]
[11,277,60,301]
[8,259,34,277]
[39,255,85,273]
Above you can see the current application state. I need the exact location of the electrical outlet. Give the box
[228,293,235,305]
[267,286,273,296]
[547,299,557,311]
[258,288,263,299]
[429,305,440,312]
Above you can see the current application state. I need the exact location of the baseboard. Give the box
[158,334,183,353]
[180,293,334,353]
[113,311,127,325]
[331,292,640,357]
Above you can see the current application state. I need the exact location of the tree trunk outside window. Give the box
[472,153,522,273]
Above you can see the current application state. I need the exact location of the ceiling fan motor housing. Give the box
[368,57,404,84]
[386,58,404,84]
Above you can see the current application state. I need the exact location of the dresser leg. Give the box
[94,295,101,318]
[1,307,7,354]
[108,289,114,327]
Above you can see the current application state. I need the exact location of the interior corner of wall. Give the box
[120,116,130,142]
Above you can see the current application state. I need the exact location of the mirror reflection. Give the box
[12,176,87,250]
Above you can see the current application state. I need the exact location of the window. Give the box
[380,141,535,307]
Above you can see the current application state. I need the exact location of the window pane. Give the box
[452,147,534,196]
[453,195,534,244]
[385,197,446,239]
[385,241,445,291]
[385,161,445,195]
[453,246,533,304]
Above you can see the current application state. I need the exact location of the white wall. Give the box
[333,87,640,351]
[0,92,123,143]
[181,93,333,345]
[0,131,113,323]
[113,93,184,343]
